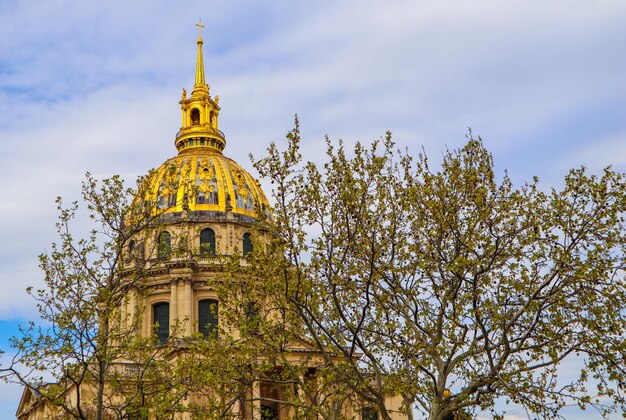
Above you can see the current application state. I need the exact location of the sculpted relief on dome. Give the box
[196,157,218,205]
[141,154,270,222]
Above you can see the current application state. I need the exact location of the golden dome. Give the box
[144,151,270,221]
[138,22,269,223]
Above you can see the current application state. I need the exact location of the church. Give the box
[16,25,407,420]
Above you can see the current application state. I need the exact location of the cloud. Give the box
[0,0,624,321]
[0,0,625,416]
[0,0,624,334]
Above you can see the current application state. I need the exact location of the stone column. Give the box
[170,280,179,336]
[121,292,128,330]
[127,289,138,336]
[252,379,261,420]
[183,279,192,336]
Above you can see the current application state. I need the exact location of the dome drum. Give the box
[156,210,266,226]
[175,130,226,154]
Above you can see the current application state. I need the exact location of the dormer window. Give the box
[191,108,200,125]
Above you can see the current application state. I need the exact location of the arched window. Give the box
[153,302,169,345]
[157,231,171,259]
[209,111,215,127]
[198,299,218,337]
[361,408,378,420]
[242,233,253,257]
[190,108,200,125]
[200,228,216,255]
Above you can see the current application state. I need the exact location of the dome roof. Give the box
[143,151,270,221]
[135,26,270,223]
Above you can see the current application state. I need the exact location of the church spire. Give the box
[194,19,206,87]
[175,21,225,155]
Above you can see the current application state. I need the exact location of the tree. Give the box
[5,120,626,420]
[1,173,196,419]
[216,240,369,420]
[1,167,359,420]
[251,121,626,419]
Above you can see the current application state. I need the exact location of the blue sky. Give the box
[0,0,625,418]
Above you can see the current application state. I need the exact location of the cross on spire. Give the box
[196,19,205,39]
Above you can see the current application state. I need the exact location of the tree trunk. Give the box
[429,401,443,420]
[96,359,106,420]
[96,311,110,420]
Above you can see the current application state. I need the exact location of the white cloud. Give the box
[1,0,625,416]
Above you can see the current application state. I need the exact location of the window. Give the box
[126,405,148,420]
[157,231,171,259]
[362,408,378,420]
[153,302,169,345]
[128,240,143,264]
[245,301,259,320]
[200,228,216,255]
[242,233,253,257]
[260,405,278,420]
[190,108,200,125]
[198,299,218,337]
[242,301,259,335]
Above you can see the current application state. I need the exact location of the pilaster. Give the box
[170,279,179,335]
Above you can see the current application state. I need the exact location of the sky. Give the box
[0,0,625,417]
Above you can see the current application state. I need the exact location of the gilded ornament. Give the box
[197,158,216,194]
[232,169,250,201]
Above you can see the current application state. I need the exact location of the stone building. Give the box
[16,26,407,420]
